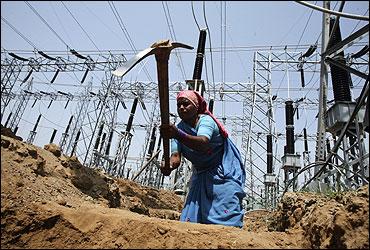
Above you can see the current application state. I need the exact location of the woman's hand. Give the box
[160,152,181,176]
[160,123,178,140]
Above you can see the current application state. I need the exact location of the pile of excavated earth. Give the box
[1,125,369,249]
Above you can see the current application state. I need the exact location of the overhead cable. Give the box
[203,1,216,100]
[161,1,187,81]
[295,1,369,21]
[1,16,37,49]
[294,1,317,52]
[108,1,153,82]
[25,1,69,48]
[61,2,101,52]
[191,1,201,31]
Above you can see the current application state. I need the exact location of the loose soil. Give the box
[1,125,369,249]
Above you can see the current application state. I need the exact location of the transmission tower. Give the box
[314,17,369,191]
[110,97,139,177]
[6,78,33,133]
[1,55,25,121]
[62,79,93,155]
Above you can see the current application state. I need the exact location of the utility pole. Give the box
[315,1,330,173]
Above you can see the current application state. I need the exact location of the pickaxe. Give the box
[112,40,193,176]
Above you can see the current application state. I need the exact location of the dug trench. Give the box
[1,125,368,249]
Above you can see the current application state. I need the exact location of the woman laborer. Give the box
[160,90,246,227]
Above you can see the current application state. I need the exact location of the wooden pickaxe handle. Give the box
[154,49,171,175]
[151,41,193,176]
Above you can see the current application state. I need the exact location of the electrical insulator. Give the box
[328,18,352,102]
[267,134,273,174]
[285,100,295,154]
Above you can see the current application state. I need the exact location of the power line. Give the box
[108,1,153,82]
[296,1,369,21]
[1,16,37,49]
[161,1,187,81]
[61,1,101,52]
[82,1,128,47]
[108,1,135,51]
[4,42,367,55]
[50,2,74,48]
[294,1,317,52]
[350,9,370,35]
[220,1,227,123]
[60,1,105,85]
[25,1,69,49]
[278,4,307,46]
[2,7,83,85]
[191,1,201,31]
[220,1,226,85]
[203,1,216,100]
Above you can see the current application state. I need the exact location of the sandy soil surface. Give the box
[1,125,369,249]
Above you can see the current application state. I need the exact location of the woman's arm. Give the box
[176,129,210,152]
[160,124,210,152]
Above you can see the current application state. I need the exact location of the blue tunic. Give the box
[171,114,246,227]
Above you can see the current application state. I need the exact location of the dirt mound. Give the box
[1,131,369,249]
[1,124,23,141]
[271,186,369,249]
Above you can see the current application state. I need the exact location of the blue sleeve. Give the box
[197,115,217,140]
[171,138,180,154]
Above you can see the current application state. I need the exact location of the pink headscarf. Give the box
[177,90,228,138]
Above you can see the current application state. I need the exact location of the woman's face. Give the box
[177,97,198,121]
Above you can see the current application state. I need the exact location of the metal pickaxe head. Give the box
[112,39,193,77]
[150,39,193,51]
